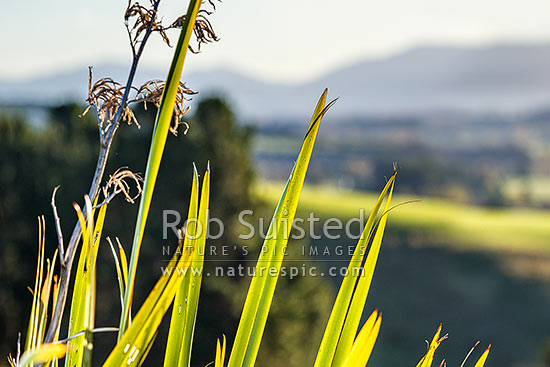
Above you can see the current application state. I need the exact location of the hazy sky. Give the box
[1,0,550,83]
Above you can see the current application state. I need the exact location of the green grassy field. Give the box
[256,181,550,255]
[503,176,550,206]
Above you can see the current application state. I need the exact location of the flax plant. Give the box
[7,1,492,367]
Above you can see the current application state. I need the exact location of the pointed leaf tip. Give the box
[473,344,491,367]
[227,90,327,367]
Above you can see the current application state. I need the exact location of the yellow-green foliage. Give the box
[227,90,335,367]
[119,0,204,338]
[314,172,395,367]
[12,88,492,367]
[10,1,495,367]
[415,326,490,367]
[66,195,107,367]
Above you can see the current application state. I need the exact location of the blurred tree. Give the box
[0,105,98,360]
[544,338,550,367]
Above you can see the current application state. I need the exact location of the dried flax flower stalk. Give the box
[133,80,197,135]
[125,0,170,51]
[170,9,220,53]
[98,168,143,207]
[125,0,220,53]
[81,67,140,138]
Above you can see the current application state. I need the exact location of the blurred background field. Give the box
[257,182,550,255]
[257,181,550,366]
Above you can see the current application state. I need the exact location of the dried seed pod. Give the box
[134,79,197,135]
[170,9,219,53]
[100,168,143,206]
[81,68,139,134]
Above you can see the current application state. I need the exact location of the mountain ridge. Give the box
[1,43,549,121]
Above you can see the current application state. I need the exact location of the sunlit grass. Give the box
[503,175,550,206]
[256,181,550,255]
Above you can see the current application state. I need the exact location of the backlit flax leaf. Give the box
[342,311,382,367]
[227,89,336,367]
[416,325,445,367]
[19,342,67,367]
[473,345,491,367]
[314,172,397,367]
[164,165,200,367]
[66,195,107,367]
[65,202,92,367]
[23,217,60,367]
[103,250,193,367]
[119,0,204,337]
[332,181,395,367]
[107,238,125,312]
[215,335,227,367]
[176,166,210,367]
[25,217,46,353]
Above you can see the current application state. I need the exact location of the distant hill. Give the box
[1,43,550,120]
